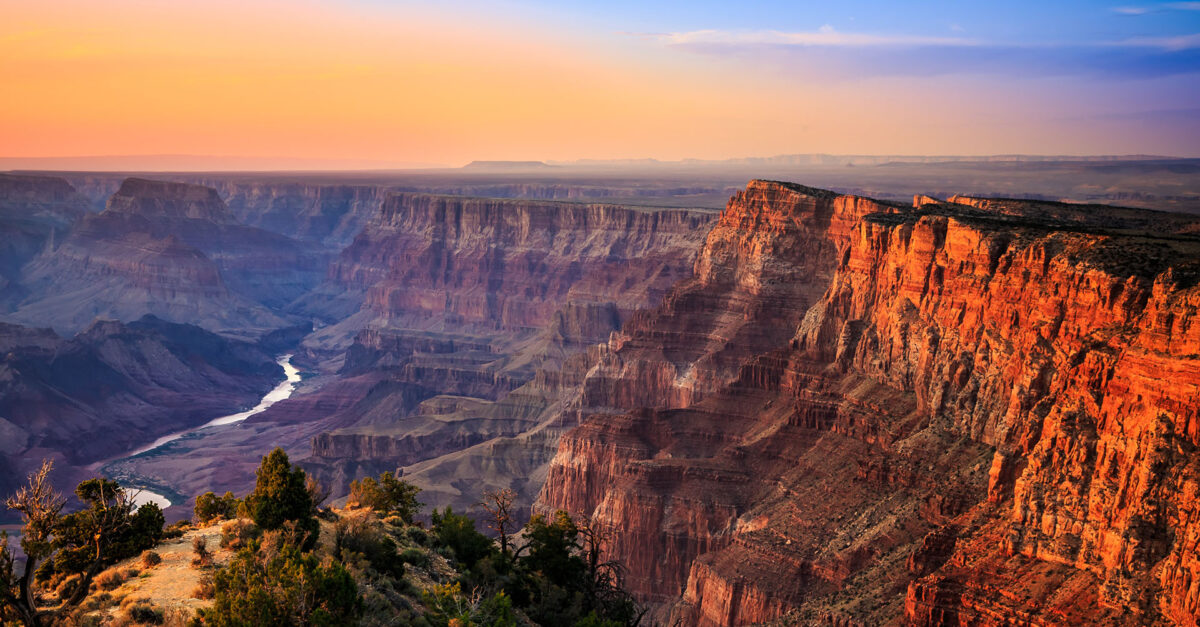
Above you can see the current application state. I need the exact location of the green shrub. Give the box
[404,525,429,546]
[126,601,164,624]
[242,448,318,549]
[335,511,405,579]
[430,507,493,569]
[193,573,215,600]
[52,480,164,576]
[197,543,361,626]
[398,547,429,569]
[163,520,189,540]
[194,491,241,524]
[348,472,422,523]
[421,582,517,627]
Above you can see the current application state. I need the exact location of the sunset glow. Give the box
[3,0,1199,167]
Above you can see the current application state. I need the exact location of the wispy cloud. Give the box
[655,26,973,48]
[640,27,1200,79]
[1116,33,1200,50]
[1113,2,1200,14]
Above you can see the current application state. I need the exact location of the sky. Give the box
[1,0,1199,168]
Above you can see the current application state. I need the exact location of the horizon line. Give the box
[0,152,1192,174]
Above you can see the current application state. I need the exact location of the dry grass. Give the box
[191,573,214,600]
[141,550,163,569]
[72,521,231,624]
[191,536,210,567]
[219,518,258,550]
[94,568,131,591]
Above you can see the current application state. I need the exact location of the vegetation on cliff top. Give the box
[0,449,642,626]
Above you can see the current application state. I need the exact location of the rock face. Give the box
[0,174,88,305]
[104,178,237,223]
[296,194,717,509]
[104,191,718,515]
[536,182,1200,625]
[71,177,730,248]
[0,315,280,499]
[198,181,390,247]
[330,194,710,331]
[6,179,328,336]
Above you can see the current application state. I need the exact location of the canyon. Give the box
[2,163,1199,625]
[0,314,282,497]
[538,181,1200,625]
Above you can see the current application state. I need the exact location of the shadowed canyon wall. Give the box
[7,178,328,337]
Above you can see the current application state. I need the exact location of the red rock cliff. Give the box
[537,184,1200,626]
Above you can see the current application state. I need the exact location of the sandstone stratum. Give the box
[537,180,1200,625]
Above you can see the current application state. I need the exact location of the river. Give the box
[124,354,302,509]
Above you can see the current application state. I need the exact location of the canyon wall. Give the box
[58,173,731,246]
[537,182,1200,625]
[300,194,718,508]
[7,178,327,336]
[0,174,88,306]
[329,193,712,334]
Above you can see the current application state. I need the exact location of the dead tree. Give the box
[0,460,66,627]
[479,488,517,562]
[0,461,142,626]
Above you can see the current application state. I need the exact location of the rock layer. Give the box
[537,182,1200,625]
[299,195,717,506]
[7,179,327,336]
[0,174,88,305]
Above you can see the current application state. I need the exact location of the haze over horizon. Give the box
[2,151,1193,173]
[4,0,1199,167]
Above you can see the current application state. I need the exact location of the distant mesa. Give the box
[105,177,237,223]
[460,159,554,169]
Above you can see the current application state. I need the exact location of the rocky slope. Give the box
[0,315,281,500]
[6,178,327,337]
[537,182,1200,625]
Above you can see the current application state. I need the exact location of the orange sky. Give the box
[2,0,1195,167]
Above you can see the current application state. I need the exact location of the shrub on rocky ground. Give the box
[219,518,258,549]
[191,536,210,567]
[192,573,215,600]
[141,550,162,568]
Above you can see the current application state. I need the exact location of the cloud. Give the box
[656,26,973,48]
[1117,33,1200,50]
[642,27,1200,80]
[1113,2,1200,14]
